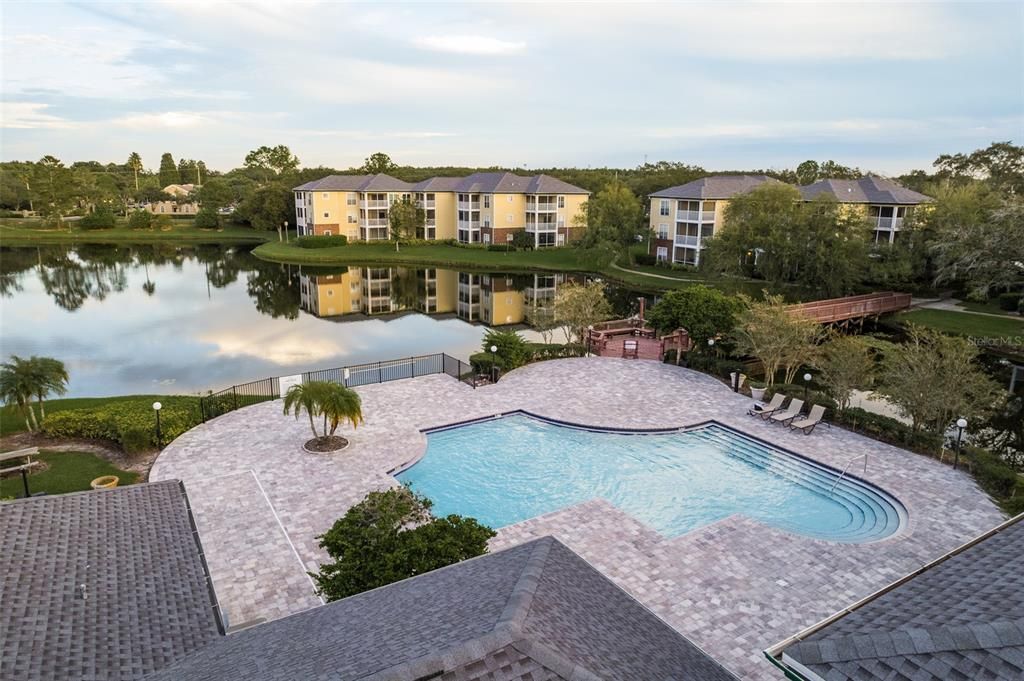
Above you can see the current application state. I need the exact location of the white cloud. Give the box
[0,102,76,129]
[415,35,526,56]
[113,111,214,129]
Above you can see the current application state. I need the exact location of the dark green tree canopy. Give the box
[361,152,397,174]
[645,285,745,346]
[313,487,495,601]
[578,178,644,249]
[158,153,180,187]
[243,145,300,183]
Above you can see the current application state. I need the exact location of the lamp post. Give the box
[153,401,163,448]
[283,220,289,243]
[489,344,498,383]
[954,417,967,470]
[803,372,812,401]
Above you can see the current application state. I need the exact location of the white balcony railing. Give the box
[458,221,481,230]
[362,200,389,209]
[362,218,389,227]
[526,221,557,232]
[527,203,558,212]
[675,235,700,247]
[676,210,715,223]
[420,200,436,208]
[701,211,715,222]
[457,201,481,210]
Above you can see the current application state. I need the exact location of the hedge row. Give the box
[40,396,203,453]
[468,342,586,374]
[296,234,348,248]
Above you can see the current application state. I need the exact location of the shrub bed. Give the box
[997,292,1022,311]
[296,235,348,248]
[40,396,202,452]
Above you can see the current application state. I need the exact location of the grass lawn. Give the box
[0,450,137,499]
[957,299,1021,317]
[898,309,1024,340]
[0,219,267,246]
[255,241,612,272]
[0,394,189,437]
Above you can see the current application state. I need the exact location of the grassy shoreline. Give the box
[253,241,730,292]
[1,220,268,246]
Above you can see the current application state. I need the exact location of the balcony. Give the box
[425,219,436,227]
[526,221,557,232]
[362,218,389,227]
[527,202,558,212]
[675,235,700,247]
[362,199,389,209]
[457,201,481,210]
[458,221,481,231]
[420,200,436,209]
[676,210,715,223]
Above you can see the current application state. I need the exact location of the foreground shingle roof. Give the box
[411,176,465,192]
[293,174,413,192]
[650,174,783,200]
[454,171,589,195]
[143,536,737,681]
[0,481,223,681]
[772,513,1024,681]
[798,176,933,204]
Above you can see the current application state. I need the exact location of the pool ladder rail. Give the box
[829,453,869,495]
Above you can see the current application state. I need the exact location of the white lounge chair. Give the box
[748,393,785,418]
[770,398,804,425]
[790,405,826,434]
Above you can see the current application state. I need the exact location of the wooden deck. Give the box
[788,291,912,324]
[598,335,665,360]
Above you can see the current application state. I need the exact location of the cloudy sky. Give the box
[2,1,1021,174]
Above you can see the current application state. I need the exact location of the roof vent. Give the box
[77,584,88,601]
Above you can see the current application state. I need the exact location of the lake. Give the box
[0,245,647,397]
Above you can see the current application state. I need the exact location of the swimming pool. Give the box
[396,413,905,543]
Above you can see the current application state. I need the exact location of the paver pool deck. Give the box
[152,358,1006,679]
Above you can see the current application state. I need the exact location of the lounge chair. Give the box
[748,393,785,418]
[790,405,826,434]
[770,398,804,426]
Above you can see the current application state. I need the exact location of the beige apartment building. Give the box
[648,174,933,265]
[144,183,199,215]
[294,172,589,248]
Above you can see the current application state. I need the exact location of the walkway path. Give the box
[913,297,1022,319]
[608,260,705,282]
[152,358,1005,680]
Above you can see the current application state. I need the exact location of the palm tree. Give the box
[127,152,143,192]
[27,356,69,420]
[282,381,362,441]
[142,262,156,296]
[0,356,40,431]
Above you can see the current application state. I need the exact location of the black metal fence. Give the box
[199,353,474,422]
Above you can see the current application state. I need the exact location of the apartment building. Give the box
[649,175,781,266]
[798,176,933,244]
[144,183,199,215]
[294,172,589,247]
[648,174,933,265]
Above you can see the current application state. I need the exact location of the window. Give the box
[558,196,565,208]
[322,193,329,199]
[483,233,491,244]
[347,195,356,205]
[656,246,668,262]
[323,212,329,218]
[483,218,490,228]
[351,300,360,312]
[427,193,434,201]
[557,218,565,228]
[348,216,356,223]
[660,199,670,216]
[327,290,334,297]
[658,224,669,239]
[483,195,491,208]
[506,214,512,223]
[324,230,332,236]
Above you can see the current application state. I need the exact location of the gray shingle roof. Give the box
[293,174,413,192]
[776,513,1024,681]
[798,176,934,204]
[297,172,587,195]
[0,481,223,681]
[650,174,783,200]
[143,537,737,681]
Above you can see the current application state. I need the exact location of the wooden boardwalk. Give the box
[597,335,664,361]
[788,291,912,324]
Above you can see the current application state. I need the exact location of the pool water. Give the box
[396,413,904,543]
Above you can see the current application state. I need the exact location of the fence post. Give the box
[199,397,206,423]
[232,386,238,411]
[377,361,382,384]
[411,356,416,378]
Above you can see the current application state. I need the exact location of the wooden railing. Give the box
[788,292,912,324]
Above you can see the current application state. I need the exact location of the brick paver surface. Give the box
[151,358,1005,679]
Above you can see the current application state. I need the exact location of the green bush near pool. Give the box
[40,396,202,452]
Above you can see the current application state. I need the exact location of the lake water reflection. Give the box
[0,245,644,397]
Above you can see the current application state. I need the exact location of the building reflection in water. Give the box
[299,266,577,327]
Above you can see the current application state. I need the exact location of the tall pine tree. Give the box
[159,153,180,188]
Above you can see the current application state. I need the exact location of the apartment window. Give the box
[558,196,565,208]
[348,216,356,224]
[660,199,670,216]
[322,193,329,199]
[483,218,490,228]
[557,218,565,228]
[323,212,329,218]
[351,300,360,312]
[427,193,434,201]
[324,230,332,236]
[656,246,668,262]
[483,195,491,208]
[658,224,669,239]
[327,290,334,297]
[347,195,356,205]
[506,214,512,223]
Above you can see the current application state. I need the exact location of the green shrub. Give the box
[510,230,534,250]
[0,210,24,218]
[965,445,1018,499]
[526,343,586,361]
[40,396,201,450]
[78,207,116,230]
[997,292,1022,311]
[633,253,657,266]
[486,243,513,252]
[194,208,220,229]
[480,329,531,370]
[127,210,153,229]
[296,235,348,248]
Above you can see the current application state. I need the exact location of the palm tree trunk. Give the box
[134,170,139,192]
[308,411,317,439]
[37,392,46,420]
[27,403,39,431]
